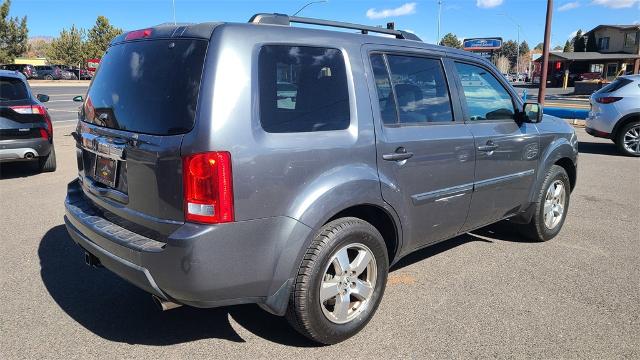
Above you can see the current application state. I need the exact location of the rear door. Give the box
[364,47,475,253]
[75,38,208,236]
[450,60,539,231]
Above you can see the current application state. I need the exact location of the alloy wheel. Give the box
[544,180,566,230]
[622,125,640,155]
[319,243,377,324]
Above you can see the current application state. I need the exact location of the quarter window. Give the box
[455,62,515,121]
[258,45,350,133]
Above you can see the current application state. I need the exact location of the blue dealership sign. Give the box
[463,38,503,51]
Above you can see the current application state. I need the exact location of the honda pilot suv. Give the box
[64,14,578,344]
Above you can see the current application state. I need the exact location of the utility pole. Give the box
[437,0,442,45]
[538,0,553,105]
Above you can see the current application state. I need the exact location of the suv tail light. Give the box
[595,96,622,104]
[9,105,53,140]
[183,152,234,224]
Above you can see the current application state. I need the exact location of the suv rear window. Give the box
[596,77,632,94]
[0,77,29,101]
[258,45,350,133]
[82,39,207,135]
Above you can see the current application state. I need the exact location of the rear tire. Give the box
[285,217,388,344]
[44,74,53,80]
[519,165,570,242]
[39,147,56,172]
[615,121,640,157]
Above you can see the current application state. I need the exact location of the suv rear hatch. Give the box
[76,35,209,238]
[0,77,52,141]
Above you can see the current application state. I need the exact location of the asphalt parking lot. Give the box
[1,84,639,359]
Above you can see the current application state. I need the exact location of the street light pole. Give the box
[499,13,521,79]
[172,0,176,25]
[538,0,553,105]
[437,0,442,45]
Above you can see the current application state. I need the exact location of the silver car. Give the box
[64,14,578,344]
[586,74,640,156]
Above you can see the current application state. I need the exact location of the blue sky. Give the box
[10,0,640,48]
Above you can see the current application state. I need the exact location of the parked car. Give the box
[0,64,37,79]
[64,15,578,345]
[34,65,62,80]
[586,74,640,156]
[578,72,603,81]
[64,67,92,80]
[0,70,56,171]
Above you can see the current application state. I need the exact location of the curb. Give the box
[566,119,585,127]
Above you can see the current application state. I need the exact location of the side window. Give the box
[370,54,397,125]
[385,55,453,124]
[258,45,350,133]
[455,62,515,121]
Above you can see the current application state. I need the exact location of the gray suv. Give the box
[64,14,578,344]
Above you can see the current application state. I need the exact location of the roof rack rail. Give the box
[248,13,422,42]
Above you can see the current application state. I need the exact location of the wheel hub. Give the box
[319,243,377,324]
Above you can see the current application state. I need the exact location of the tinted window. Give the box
[455,62,515,121]
[83,39,207,135]
[385,55,453,124]
[596,77,632,94]
[0,77,29,101]
[259,45,350,133]
[370,54,397,125]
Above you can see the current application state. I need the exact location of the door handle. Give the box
[383,147,414,161]
[478,141,499,152]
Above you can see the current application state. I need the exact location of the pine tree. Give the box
[0,0,29,63]
[439,33,462,49]
[85,16,122,59]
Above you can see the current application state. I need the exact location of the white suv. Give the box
[586,74,640,156]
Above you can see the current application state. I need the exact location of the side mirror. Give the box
[36,94,49,103]
[522,102,543,123]
[73,95,84,102]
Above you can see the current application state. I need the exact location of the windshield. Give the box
[83,39,208,135]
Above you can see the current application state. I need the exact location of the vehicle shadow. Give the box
[578,141,620,156]
[38,225,316,347]
[39,221,532,346]
[0,161,40,179]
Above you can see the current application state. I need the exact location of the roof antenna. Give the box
[293,0,328,16]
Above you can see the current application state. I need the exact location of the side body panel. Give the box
[360,44,475,255]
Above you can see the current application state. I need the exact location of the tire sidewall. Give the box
[304,220,388,344]
[535,166,570,240]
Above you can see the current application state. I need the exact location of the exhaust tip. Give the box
[84,251,102,267]
[24,152,35,159]
[152,295,182,311]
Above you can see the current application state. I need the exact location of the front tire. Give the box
[616,121,640,157]
[44,74,53,80]
[286,217,388,344]
[520,165,570,242]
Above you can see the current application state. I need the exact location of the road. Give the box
[29,83,87,124]
[1,86,639,359]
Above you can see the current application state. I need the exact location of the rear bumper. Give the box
[585,127,610,139]
[64,179,313,314]
[0,137,51,162]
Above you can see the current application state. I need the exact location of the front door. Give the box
[365,49,475,253]
[451,61,540,232]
